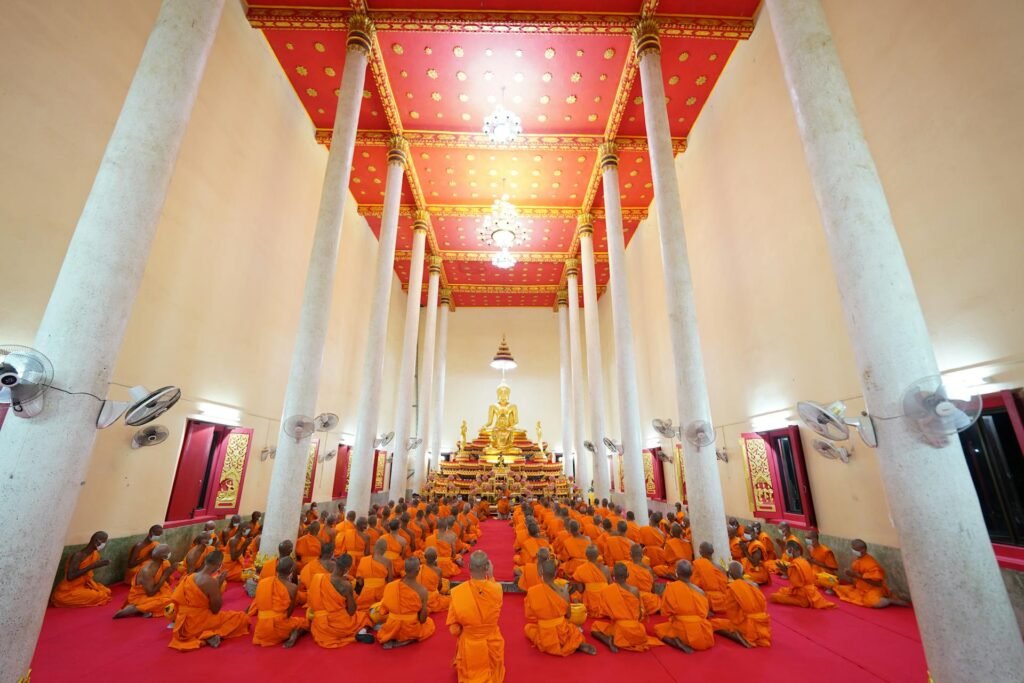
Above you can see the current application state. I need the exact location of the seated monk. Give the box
[320,514,339,546]
[769,541,836,610]
[335,516,371,575]
[604,522,634,568]
[425,518,463,578]
[169,551,249,650]
[624,544,662,615]
[447,551,506,681]
[496,495,510,519]
[691,542,730,613]
[752,522,777,563]
[710,562,771,648]
[570,545,610,619]
[249,556,309,648]
[654,560,715,653]
[124,525,162,586]
[304,503,320,525]
[835,539,909,608]
[51,531,112,607]
[525,557,597,657]
[560,521,591,578]
[742,537,772,586]
[653,523,694,579]
[639,514,668,568]
[308,553,374,648]
[299,542,335,603]
[377,557,435,649]
[590,563,664,653]
[624,511,643,544]
[245,511,263,559]
[182,531,216,575]
[114,544,174,618]
[295,523,323,572]
[514,522,550,567]
[355,538,393,610]
[767,522,802,574]
[221,522,254,581]
[516,547,552,592]
[384,519,409,576]
[417,547,452,613]
[259,540,294,580]
[806,531,840,590]
[729,526,744,562]
[220,515,242,550]
[475,496,491,520]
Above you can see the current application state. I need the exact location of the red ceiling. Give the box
[248,1,760,306]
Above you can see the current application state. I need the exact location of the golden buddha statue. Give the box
[480,382,522,456]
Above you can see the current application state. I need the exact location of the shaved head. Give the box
[539,559,557,580]
[278,540,293,556]
[699,542,714,558]
[612,562,629,582]
[630,543,644,561]
[727,561,744,579]
[469,550,490,577]
[277,556,296,577]
[336,553,353,575]
[676,559,693,580]
[404,556,421,576]
[152,544,171,561]
[424,547,438,562]
[585,544,599,561]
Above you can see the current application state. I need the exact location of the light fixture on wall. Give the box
[482,86,522,145]
[196,401,241,426]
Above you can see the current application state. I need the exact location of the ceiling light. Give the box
[491,249,517,269]
[482,86,522,145]
[476,194,531,249]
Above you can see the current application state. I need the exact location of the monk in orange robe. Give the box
[835,539,909,608]
[603,522,634,568]
[752,522,777,561]
[299,543,334,599]
[570,545,610,619]
[124,525,162,586]
[307,553,373,648]
[742,538,772,586]
[711,562,771,648]
[51,531,112,607]
[514,522,550,567]
[447,551,505,681]
[767,522,803,574]
[802,530,839,589]
[114,544,174,618]
[691,542,730,612]
[221,522,254,581]
[769,541,836,609]
[624,512,643,544]
[258,540,294,580]
[525,558,597,657]
[625,544,662,615]
[591,563,664,653]
[384,519,410,576]
[418,547,452,613]
[729,527,745,562]
[377,557,436,648]
[654,560,715,653]
[249,557,309,647]
[425,519,463,577]
[220,515,242,550]
[653,523,694,578]
[304,503,320,525]
[182,531,216,575]
[517,547,554,591]
[334,517,370,574]
[639,515,668,568]
[355,539,393,610]
[560,521,591,577]
[295,523,323,572]
[169,551,249,650]
[496,495,511,519]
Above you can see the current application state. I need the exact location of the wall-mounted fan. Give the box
[812,438,850,463]
[131,424,169,449]
[0,344,54,418]
[375,431,395,449]
[283,415,315,441]
[407,437,423,451]
[315,413,339,432]
[97,385,181,428]
[901,375,982,447]
[260,446,276,462]
[797,400,877,447]
[655,449,674,463]
[602,437,623,455]
[652,418,682,439]
[320,448,337,463]
[715,447,729,463]
[583,440,596,454]
[683,420,715,448]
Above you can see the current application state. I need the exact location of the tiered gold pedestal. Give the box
[433,461,570,500]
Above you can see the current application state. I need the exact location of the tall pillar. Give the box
[388,214,429,500]
[599,142,648,520]
[565,264,592,494]
[765,0,1024,677]
[556,292,575,477]
[411,256,442,494]
[577,214,613,499]
[634,19,729,559]
[0,2,224,680]
[347,137,410,514]
[428,289,452,470]
[260,13,373,556]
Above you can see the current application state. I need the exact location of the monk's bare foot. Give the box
[577,643,598,656]
[283,630,300,648]
[738,635,754,649]
[206,635,222,649]
[382,639,413,650]
[112,606,139,619]
[592,632,617,652]
[663,637,691,653]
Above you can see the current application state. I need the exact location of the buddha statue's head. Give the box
[496,382,511,405]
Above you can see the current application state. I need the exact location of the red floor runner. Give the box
[31,520,928,682]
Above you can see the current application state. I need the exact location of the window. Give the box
[958,389,1024,570]
[740,425,817,528]
[165,420,253,526]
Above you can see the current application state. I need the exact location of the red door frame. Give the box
[333,444,352,498]
[978,390,1024,571]
[165,421,218,525]
[165,421,253,528]
[758,425,817,529]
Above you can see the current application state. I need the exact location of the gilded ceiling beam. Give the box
[319,129,686,153]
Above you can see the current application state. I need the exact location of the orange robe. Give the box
[691,557,730,612]
[770,557,836,609]
[604,536,633,566]
[425,535,461,578]
[560,536,590,577]
[376,580,436,644]
[183,544,214,575]
[384,534,408,576]
[625,522,643,544]
[653,537,694,578]
[524,582,583,657]
[307,573,370,648]
[743,540,772,585]
[295,534,321,571]
[496,497,510,517]
[767,534,803,574]
[122,559,173,616]
[624,560,662,615]
[334,528,367,570]
[835,554,891,607]
[517,562,542,592]
[168,574,249,651]
[638,526,667,568]
[250,576,309,646]
[730,536,744,561]
[220,547,248,582]
[51,550,112,607]
[259,556,282,580]
[447,579,505,683]
[514,537,549,567]
[710,579,771,647]
[809,543,840,589]
[355,556,389,609]
[571,563,609,619]
[654,581,714,651]
[757,532,777,560]
[299,558,330,594]
[124,541,157,586]
[591,584,663,651]
[417,564,452,613]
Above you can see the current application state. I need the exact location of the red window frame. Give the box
[742,426,817,529]
[164,420,253,528]
[972,390,1024,571]
[332,444,352,499]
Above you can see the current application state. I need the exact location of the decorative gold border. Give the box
[362,203,647,222]
[408,283,606,296]
[322,129,686,153]
[396,250,609,264]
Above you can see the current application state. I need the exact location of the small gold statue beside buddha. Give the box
[480,382,522,456]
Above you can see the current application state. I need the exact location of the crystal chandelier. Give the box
[482,87,522,145]
[491,249,517,269]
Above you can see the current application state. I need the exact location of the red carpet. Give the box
[32,520,928,682]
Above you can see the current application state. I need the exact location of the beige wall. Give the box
[600,0,1024,548]
[0,0,407,542]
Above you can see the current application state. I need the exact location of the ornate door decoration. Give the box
[741,433,779,514]
[302,438,319,503]
[215,430,252,510]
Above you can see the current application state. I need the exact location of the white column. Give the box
[765,0,1024,677]
[388,215,429,500]
[565,264,592,494]
[411,256,442,494]
[577,215,613,499]
[428,290,452,470]
[260,14,372,557]
[600,143,648,520]
[0,2,223,679]
[347,137,409,514]
[557,292,574,477]
[634,20,729,560]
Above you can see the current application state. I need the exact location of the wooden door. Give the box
[209,426,254,516]
[333,444,352,498]
[166,421,217,522]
